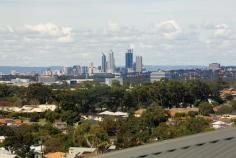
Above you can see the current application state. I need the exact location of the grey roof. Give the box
[95,127,236,158]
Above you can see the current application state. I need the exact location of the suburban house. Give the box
[0,136,6,143]
[66,147,98,158]
[168,108,199,117]
[211,120,233,129]
[53,121,68,134]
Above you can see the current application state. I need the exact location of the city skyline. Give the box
[0,0,236,66]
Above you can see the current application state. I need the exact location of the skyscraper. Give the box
[125,49,133,69]
[136,56,142,73]
[107,50,115,73]
[101,53,107,73]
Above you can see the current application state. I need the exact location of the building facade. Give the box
[101,53,107,73]
[125,49,133,69]
[135,56,142,73]
[107,51,115,73]
[150,71,172,82]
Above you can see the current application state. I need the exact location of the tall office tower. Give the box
[107,50,116,73]
[101,53,107,72]
[125,49,133,69]
[81,66,88,74]
[209,63,221,71]
[136,56,143,73]
[63,67,73,76]
[88,62,95,76]
[72,65,81,76]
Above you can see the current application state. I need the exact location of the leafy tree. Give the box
[99,116,118,136]
[4,125,35,158]
[44,135,66,153]
[142,104,169,128]
[26,83,53,104]
[198,102,214,116]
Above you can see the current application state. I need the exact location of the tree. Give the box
[198,102,214,116]
[73,121,109,151]
[142,104,169,128]
[44,135,66,153]
[4,125,35,158]
[99,116,118,136]
[26,84,53,104]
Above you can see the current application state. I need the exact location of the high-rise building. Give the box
[101,53,107,72]
[81,66,88,74]
[72,65,81,76]
[209,63,221,71]
[88,62,95,76]
[136,56,142,73]
[107,50,115,73]
[125,49,133,69]
[63,67,73,76]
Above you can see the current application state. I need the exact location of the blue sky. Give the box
[0,0,235,66]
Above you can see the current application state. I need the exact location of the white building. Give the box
[105,77,123,86]
[0,147,16,158]
[135,56,143,73]
[88,63,96,76]
[209,63,221,71]
[38,76,56,84]
[66,147,97,158]
[150,71,171,82]
[212,121,233,129]
[107,51,116,73]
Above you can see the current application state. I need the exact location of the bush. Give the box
[188,111,198,117]
[198,102,214,116]
[231,100,236,110]
[175,112,186,118]
[216,106,233,115]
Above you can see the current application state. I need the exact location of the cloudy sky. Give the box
[0,0,235,66]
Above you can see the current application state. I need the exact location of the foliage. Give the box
[198,102,214,116]
[216,106,233,115]
[3,125,35,158]
[231,100,236,110]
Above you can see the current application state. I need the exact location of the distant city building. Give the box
[63,67,73,76]
[209,63,221,71]
[88,63,96,76]
[105,77,123,86]
[125,49,133,69]
[72,65,81,76]
[43,68,53,76]
[11,78,30,84]
[135,56,142,73]
[66,79,94,86]
[150,71,171,82]
[38,75,56,84]
[107,50,116,73]
[81,66,88,74]
[101,53,107,73]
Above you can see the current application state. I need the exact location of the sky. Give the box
[0,0,235,66]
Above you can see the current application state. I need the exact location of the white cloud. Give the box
[157,20,182,38]
[0,21,235,66]
[24,23,73,43]
[214,24,233,39]
[106,20,121,33]
[25,23,71,36]
[0,26,14,33]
